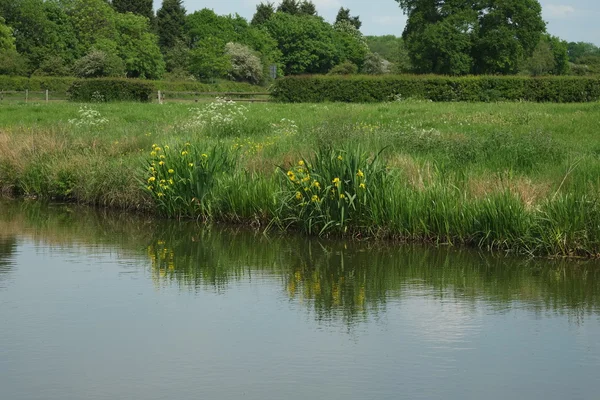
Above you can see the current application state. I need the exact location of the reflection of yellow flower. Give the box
[357,169,364,178]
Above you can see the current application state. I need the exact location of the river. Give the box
[1,201,599,400]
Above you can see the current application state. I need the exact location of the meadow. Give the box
[1,99,599,256]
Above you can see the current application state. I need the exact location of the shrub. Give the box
[272,75,600,103]
[328,61,358,75]
[225,42,264,84]
[67,78,154,102]
[362,52,386,75]
[72,50,125,78]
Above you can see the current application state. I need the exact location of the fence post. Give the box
[25,89,28,103]
[45,90,49,103]
[158,90,162,104]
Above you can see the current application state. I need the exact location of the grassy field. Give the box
[1,99,599,256]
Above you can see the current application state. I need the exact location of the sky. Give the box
[153,0,600,44]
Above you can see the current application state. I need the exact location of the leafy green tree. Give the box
[298,1,317,16]
[366,35,411,72]
[251,2,275,25]
[1,0,79,74]
[0,16,15,51]
[188,36,230,81]
[567,42,600,63]
[396,0,546,75]
[277,0,300,15]
[473,0,546,74]
[333,20,368,69]
[521,39,554,76]
[61,0,118,51]
[112,0,154,21]
[265,12,339,74]
[547,35,569,75]
[335,7,361,30]
[157,0,186,51]
[362,52,386,74]
[114,12,165,78]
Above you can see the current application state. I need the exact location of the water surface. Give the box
[1,201,599,400]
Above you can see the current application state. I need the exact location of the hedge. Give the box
[0,76,75,92]
[0,75,266,97]
[272,75,600,103]
[67,78,155,102]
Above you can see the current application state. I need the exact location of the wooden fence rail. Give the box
[0,90,272,104]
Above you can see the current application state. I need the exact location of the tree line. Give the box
[0,0,598,84]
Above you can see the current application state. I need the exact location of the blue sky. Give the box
[153,0,599,44]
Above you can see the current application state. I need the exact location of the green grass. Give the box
[1,99,600,256]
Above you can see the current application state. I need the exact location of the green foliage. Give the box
[278,147,386,235]
[114,12,165,79]
[157,0,186,51]
[568,42,600,63]
[31,56,71,77]
[272,75,600,103]
[397,0,546,76]
[251,2,275,26]
[225,43,264,84]
[522,35,569,76]
[265,12,339,75]
[112,0,154,21]
[72,49,125,78]
[333,20,368,68]
[67,78,154,102]
[0,16,15,51]
[189,37,231,82]
[298,1,317,16]
[328,61,358,75]
[365,35,411,72]
[277,0,300,15]
[362,52,386,75]
[145,143,238,217]
[0,49,28,76]
[335,7,361,30]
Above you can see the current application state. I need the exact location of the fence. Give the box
[0,90,272,103]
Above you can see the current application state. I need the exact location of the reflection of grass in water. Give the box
[2,200,600,326]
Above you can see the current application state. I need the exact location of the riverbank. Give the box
[1,100,599,257]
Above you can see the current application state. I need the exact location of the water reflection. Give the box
[0,235,16,280]
[1,200,600,326]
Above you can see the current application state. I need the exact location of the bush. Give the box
[73,50,126,78]
[272,75,600,103]
[328,61,358,75]
[225,42,264,84]
[0,76,75,92]
[67,78,154,102]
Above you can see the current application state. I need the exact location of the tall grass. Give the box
[1,100,600,256]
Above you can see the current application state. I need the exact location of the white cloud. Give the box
[545,4,576,18]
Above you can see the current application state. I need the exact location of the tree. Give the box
[72,48,125,77]
[251,2,275,25]
[328,60,358,75]
[277,0,300,15]
[265,12,339,74]
[112,0,154,21]
[395,0,546,75]
[522,34,569,76]
[298,1,317,16]
[225,42,263,84]
[114,12,165,78]
[333,20,369,69]
[567,42,600,63]
[189,37,230,81]
[0,16,27,75]
[365,35,411,72]
[362,52,386,74]
[157,0,186,50]
[335,7,361,30]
